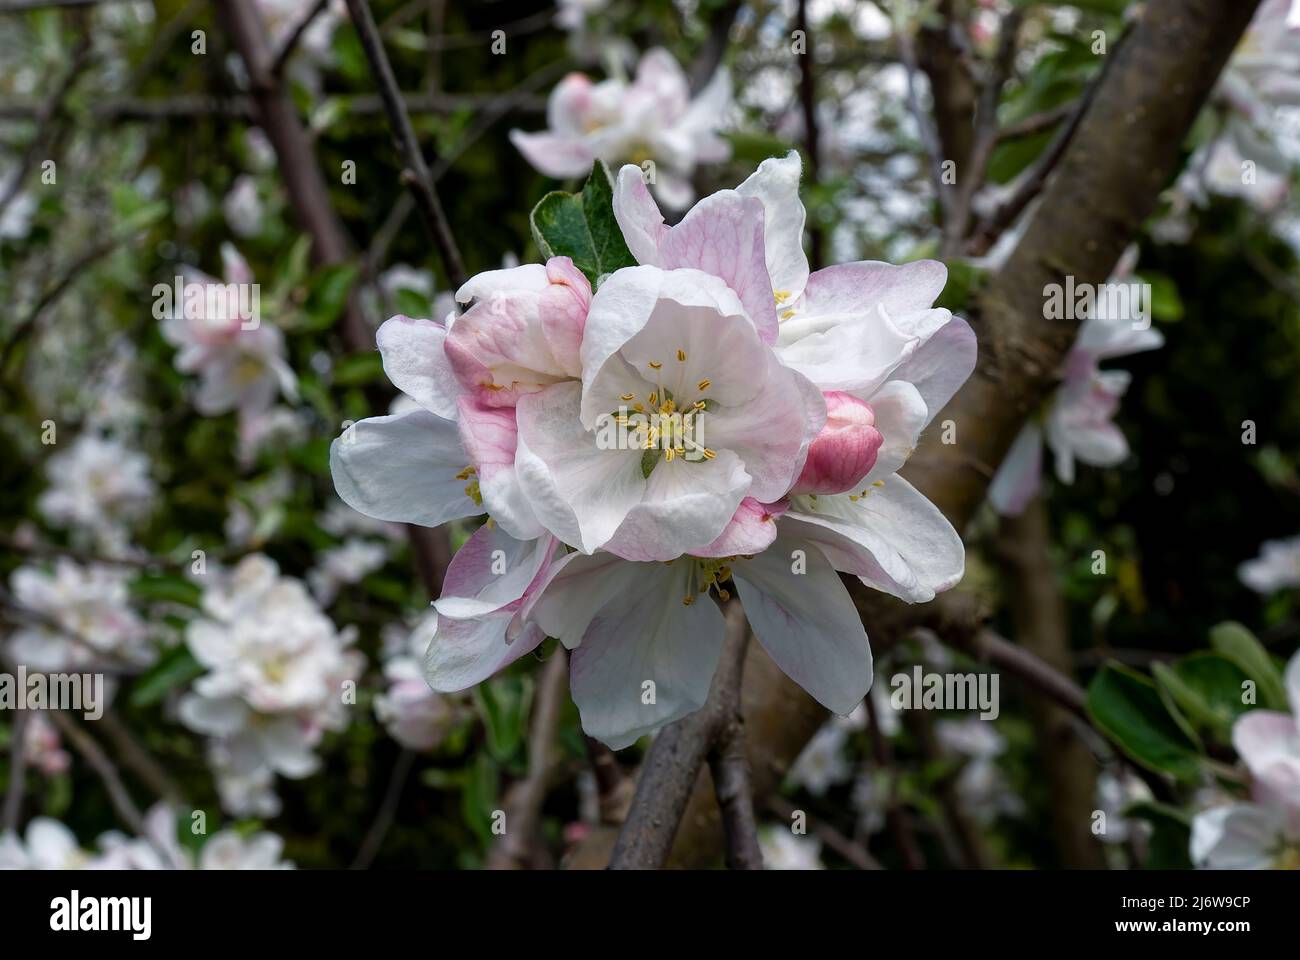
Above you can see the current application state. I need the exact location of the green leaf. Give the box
[332,351,384,386]
[1209,622,1288,710]
[129,572,202,608]
[300,263,359,331]
[130,646,204,707]
[1152,653,1251,739]
[1123,801,1193,869]
[1136,270,1184,323]
[1087,662,1202,779]
[393,288,433,319]
[474,674,531,763]
[459,753,500,844]
[529,161,636,287]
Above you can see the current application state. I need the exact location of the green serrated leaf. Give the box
[130,646,204,707]
[528,162,636,287]
[1153,653,1251,739]
[1087,662,1202,779]
[1210,622,1288,710]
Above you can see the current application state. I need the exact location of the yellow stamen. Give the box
[676,349,687,362]
[664,447,677,462]
[780,309,796,320]
[702,448,717,460]
[648,361,662,371]
[697,378,711,391]
[773,289,792,304]
[620,392,635,402]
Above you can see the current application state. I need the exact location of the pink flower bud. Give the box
[791,392,883,495]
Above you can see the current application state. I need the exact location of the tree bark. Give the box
[998,497,1106,868]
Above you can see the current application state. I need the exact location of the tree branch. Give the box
[344,0,467,290]
[942,8,1022,256]
[994,497,1105,867]
[607,601,750,869]
[486,650,570,869]
[3,711,29,832]
[221,0,453,599]
[271,0,330,77]
[795,0,823,269]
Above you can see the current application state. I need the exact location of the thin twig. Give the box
[864,686,923,870]
[99,709,182,803]
[271,0,330,77]
[427,59,571,183]
[968,23,1132,256]
[47,711,145,833]
[996,102,1074,143]
[344,0,467,290]
[0,92,547,122]
[897,25,952,224]
[689,0,741,94]
[794,0,824,269]
[3,711,30,832]
[486,650,570,869]
[0,233,127,378]
[942,8,1022,256]
[0,22,91,226]
[767,796,881,870]
[707,711,763,869]
[351,748,415,869]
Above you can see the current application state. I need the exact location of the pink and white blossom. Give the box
[37,433,154,543]
[1191,649,1300,868]
[511,49,732,209]
[177,555,362,814]
[988,250,1164,515]
[7,559,151,673]
[332,153,975,749]
[161,244,298,446]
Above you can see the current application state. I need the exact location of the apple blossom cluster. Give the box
[1186,0,1300,211]
[7,558,153,676]
[1191,649,1300,868]
[177,555,362,816]
[0,804,291,871]
[1238,534,1300,595]
[332,153,976,750]
[161,243,298,464]
[37,432,155,552]
[988,248,1164,515]
[511,48,732,210]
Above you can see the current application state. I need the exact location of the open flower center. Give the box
[679,555,744,606]
[600,351,719,472]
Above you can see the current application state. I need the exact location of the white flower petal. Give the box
[733,536,872,714]
[330,410,480,527]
